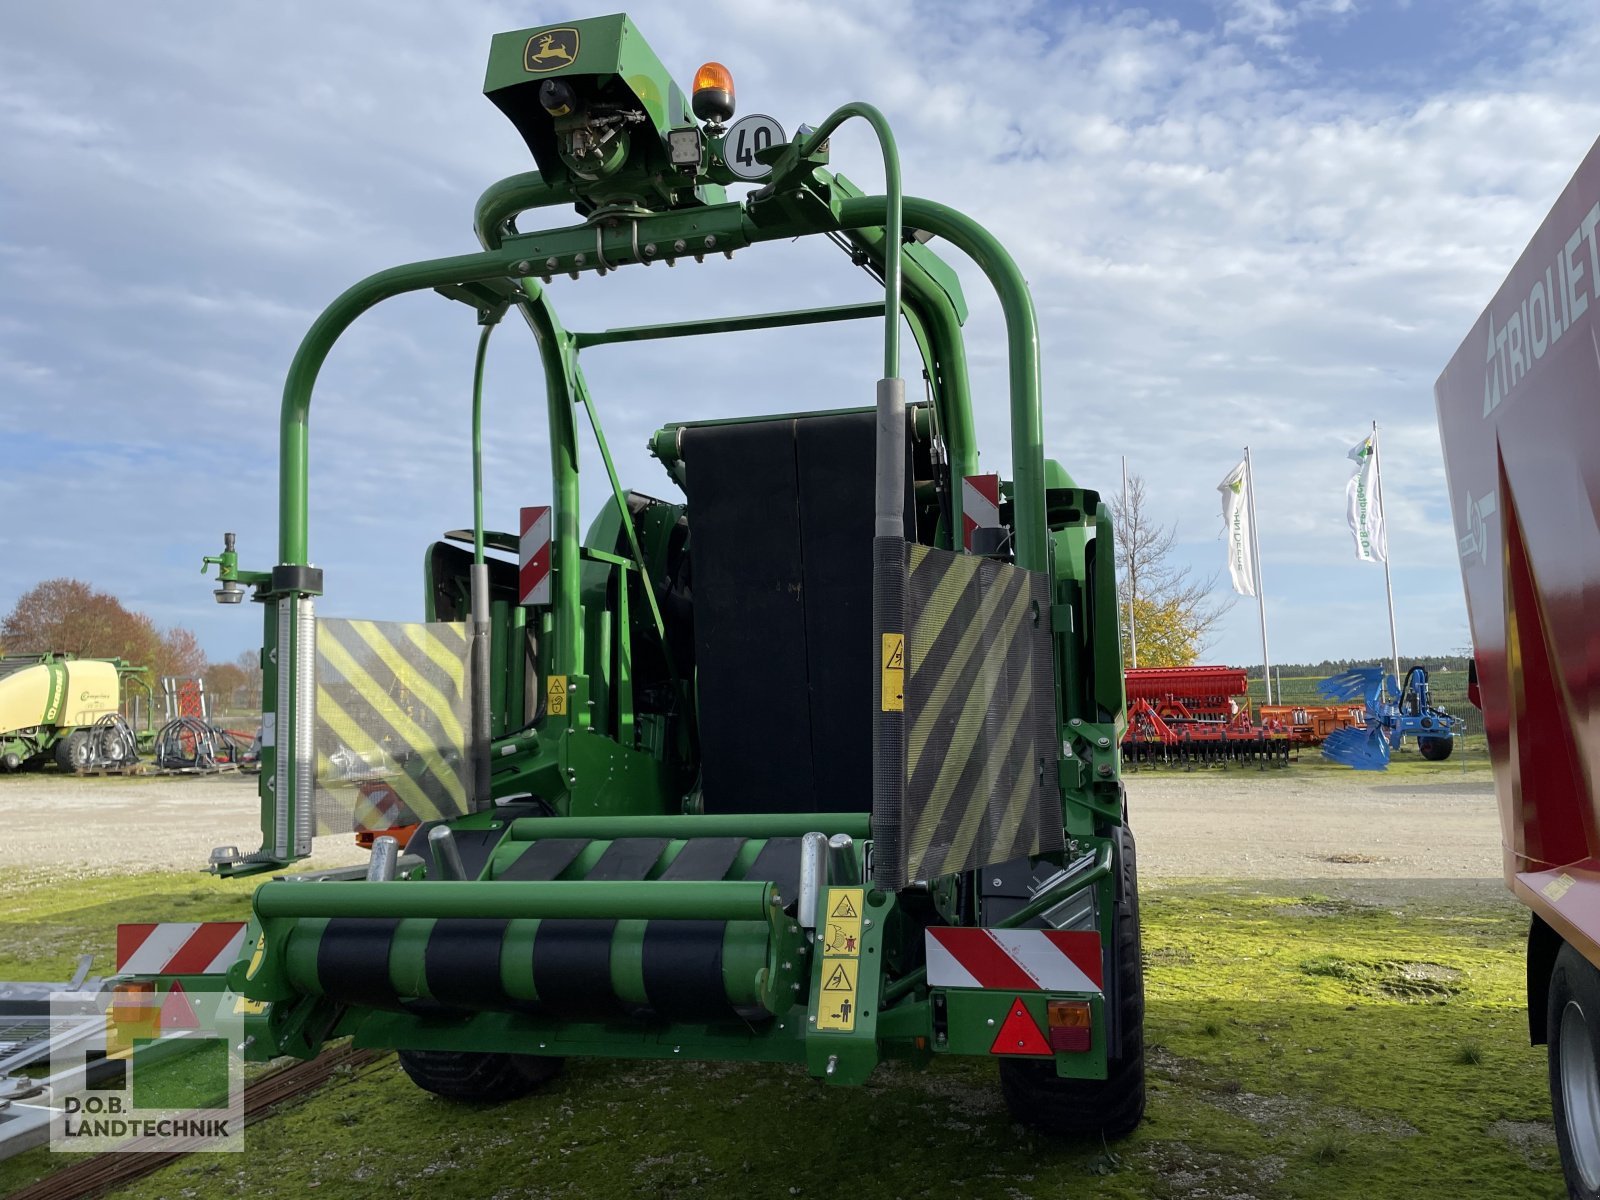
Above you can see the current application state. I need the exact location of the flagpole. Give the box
[1244,445,1272,706]
[1371,420,1401,684]
[1122,456,1138,669]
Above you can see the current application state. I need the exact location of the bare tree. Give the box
[1,578,208,678]
[231,648,264,711]
[1109,475,1232,668]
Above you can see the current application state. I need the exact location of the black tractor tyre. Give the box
[1418,735,1454,762]
[397,1049,563,1102]
[1548,944,1600,1199]
[54,730,91,773]
[998,826,1146,1140]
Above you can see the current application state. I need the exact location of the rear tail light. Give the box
[110,981,156,1025]
[1046,999,1092,1053]
[107,980,159,1055]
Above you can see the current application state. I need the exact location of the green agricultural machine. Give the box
[171,15,1140,1135]
[0,653,153,771]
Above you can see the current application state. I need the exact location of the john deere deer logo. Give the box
[524,28,579,73]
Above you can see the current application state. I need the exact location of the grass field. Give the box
[0,870,1562,1200]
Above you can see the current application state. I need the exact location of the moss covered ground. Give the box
[0,871,1562,1199]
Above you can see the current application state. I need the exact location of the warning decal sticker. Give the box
[823,961,858,992]
[547,674,569,717]
[823,888,863,957]
[816,887,865,1032]
[881,633,905,712]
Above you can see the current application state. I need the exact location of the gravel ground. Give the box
[1126,764,1502,881]
[0,762,1503,881]
[0,771,365,876]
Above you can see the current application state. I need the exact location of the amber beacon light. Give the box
[692,61,735,125]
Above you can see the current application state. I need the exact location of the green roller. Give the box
[254,880,778,922]
[279,917,779,1015]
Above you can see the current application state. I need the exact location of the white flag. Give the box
[1345,434,1387,563]
[1218,459,1256,597]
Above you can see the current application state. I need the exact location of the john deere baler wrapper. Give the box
[146,16,1143,1136]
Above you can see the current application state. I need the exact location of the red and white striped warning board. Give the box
[925,928,1103,992]
[117,922,248,975]
[961,473,1001,550]
[519,505,552,606]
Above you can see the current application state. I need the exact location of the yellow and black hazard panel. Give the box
[312,618,471,835]
[874,544,1062,889]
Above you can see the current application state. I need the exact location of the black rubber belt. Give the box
[532,838,668,1013]
[424,918,511,1009]
[641,837,747,1020]
[742,836,803,908]
[318,917,403,1010]
[659,837,746,882]
[496,836,590,881]
[420,837,606,1014]
[584,837,670,881]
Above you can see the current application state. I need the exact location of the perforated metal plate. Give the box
[874,544,1062,889]
[312,619,470,835]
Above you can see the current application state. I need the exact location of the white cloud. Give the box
[1,0,1596,670]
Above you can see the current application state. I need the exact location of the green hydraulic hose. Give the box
[799,105,907,892]
[469,319,498,807]
[471,321,495,566]
[797,103,902,378]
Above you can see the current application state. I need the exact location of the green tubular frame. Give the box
[254,880,778,922]
[257,177,1044,864]
[505,812,872,840]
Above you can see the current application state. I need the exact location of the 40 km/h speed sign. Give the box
[722,114,785,180]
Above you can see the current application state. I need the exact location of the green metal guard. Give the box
[254,880,779,922]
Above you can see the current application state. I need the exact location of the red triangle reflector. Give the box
[990,997,1052,1057]
[159,980,200,1031]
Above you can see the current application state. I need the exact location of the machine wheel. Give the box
[54,730,91,773]
[1549,944,1600,1199]
[1418,736,1454,762]
[397,1049,563,1102]
[998,827,1146,1140]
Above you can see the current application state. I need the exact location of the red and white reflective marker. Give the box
[924,928,1103,993]
[117,922,248,975]
[519,505,552,606]
[160,980,201,1030]
[991,997,1053,1056]
[962,473,1001,550]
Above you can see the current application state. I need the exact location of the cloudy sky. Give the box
[2,0,1597,671]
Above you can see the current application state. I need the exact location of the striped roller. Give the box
[519,505,552,606]
[961,473,1001,551]
[885,543,1062,888]
[117,922,248,975]
[925,928,1103,993]
[313,618,470,835]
